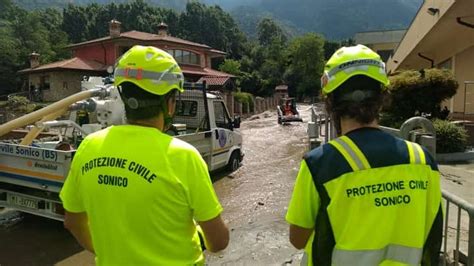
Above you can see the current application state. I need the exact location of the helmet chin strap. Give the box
[163,112,174,131]
[162,91,178,131]
[331,112,342,137]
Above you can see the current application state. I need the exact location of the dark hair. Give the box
[118,82,175,121]
[325,75,387,124]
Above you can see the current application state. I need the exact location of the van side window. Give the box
[214,102,230,129]
[176,100,198,117]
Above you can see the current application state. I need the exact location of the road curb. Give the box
[437,151,474,163]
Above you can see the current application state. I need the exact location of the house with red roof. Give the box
[19,20,235,102]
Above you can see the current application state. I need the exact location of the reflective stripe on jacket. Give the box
[304,128,442,266]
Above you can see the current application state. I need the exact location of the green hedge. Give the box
[5,96,36,113]
[381,69,458,128]
[433,119,468,153]
[233,92,254,112]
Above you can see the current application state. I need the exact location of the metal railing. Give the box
[307,103,474,265]
[442,191,474,266]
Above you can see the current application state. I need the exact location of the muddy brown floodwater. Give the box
[206,105,311,265]
[0,105,312,266]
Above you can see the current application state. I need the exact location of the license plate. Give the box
[8,194,38,209]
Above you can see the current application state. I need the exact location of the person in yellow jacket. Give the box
[60,45,229,265]
[286,45,442,265]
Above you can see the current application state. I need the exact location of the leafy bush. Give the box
[433,119,468,153]
[233,92,255,112]
[379,113,404,129]
[6,96,36,113]
[381,69,458,127]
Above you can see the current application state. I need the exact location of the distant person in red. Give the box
[284,101,293,116]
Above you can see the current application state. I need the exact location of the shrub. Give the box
[379,113,404,129]
[233,92,255,112]
[381,69,458,127]
[6,96,36,113]
[433,119,468,153]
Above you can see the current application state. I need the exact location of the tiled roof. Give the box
[275,85,288,91]
[180,65,234,78]
[19,57,106,74]
[197,76,232,86]
[203,68,235,77]
[67,31,226,55]
[209,49,227,55]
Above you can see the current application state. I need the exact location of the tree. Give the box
[0,20,20,95]
[257,17,287,46]
[178,2,247,59]
[240,71,261,94]
[13,11,55,66]
[285,33,325,99]
[323,40,340,60]
[0,0,255,96]
[38,8,71,60]
[219,59,241,76]
[62,4,90,43]
[340,38,356,47]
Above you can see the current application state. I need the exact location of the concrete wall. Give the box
[453,46,474,114]
[29,71,89,102]
[369,42,398,51]
[233,95,277,118]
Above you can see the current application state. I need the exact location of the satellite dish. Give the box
[107,65,114,74]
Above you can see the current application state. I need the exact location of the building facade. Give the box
[354,29,406,62]
[20,21,234,102]
[19,57,107,102]
[386,0,474,119]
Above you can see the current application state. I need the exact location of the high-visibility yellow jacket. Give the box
[287,127,442,266]
[60,125,223,265]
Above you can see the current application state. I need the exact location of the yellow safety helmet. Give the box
[114,45,184,95]
[321,45,389,95]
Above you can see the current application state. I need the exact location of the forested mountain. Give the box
[254,0,423,39]
[13,0,422,40]
[223,0,423,40]
[2,0,421,99]
[13,0,188,10]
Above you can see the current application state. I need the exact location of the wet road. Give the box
[207,106,311,265]
[0,106,311,265]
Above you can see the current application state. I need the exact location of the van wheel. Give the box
[227,151,241,172]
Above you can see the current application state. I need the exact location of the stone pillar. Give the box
[29,52,40,68]
[157,22,168,36]
[235,102,242,117]
[109,19,121,38]
[250,96,255,115]
[227,92,235,117]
